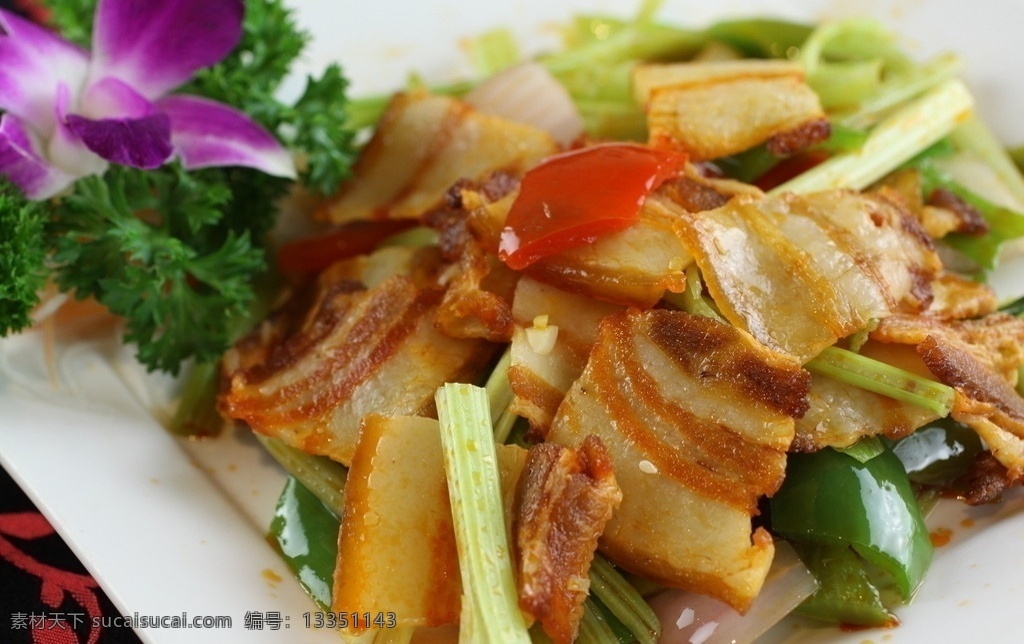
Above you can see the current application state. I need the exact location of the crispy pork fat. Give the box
[547,309,810,612]
[218,247,497,466]
[515,436,621,644]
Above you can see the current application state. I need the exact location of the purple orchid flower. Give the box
[0,0,296,200]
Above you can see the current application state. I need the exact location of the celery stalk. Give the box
[802,18,908,67]
[256,435,348,517]
[577,599,622,643]
[915,159,1024,275]
[836,436,886,463]
[706,18,811,58]
[464,28,520,76]
[771,79,974,195]
[663,266,724,322]
[839,54,963,130]
[575,99,648,141]
[809,58,885,110]
[950,114,1024,209]
[485,348,521,444]
[798,18,914,110]
[485,347,514,424]
[169,360,223,437]
[682,266,724,321]
[493,407,520,445]
[545,17,704,74]
[435,383,531,643]
[807,347,955,417]
[1011,146,1024,174]
[588,555,661,644]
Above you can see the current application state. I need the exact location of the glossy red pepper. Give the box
[498,143,687,270]
[276,219,416,274]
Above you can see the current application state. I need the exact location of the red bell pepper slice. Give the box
[498,143,687,270]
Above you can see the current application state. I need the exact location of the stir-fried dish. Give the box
[6,2,1022,643]
[209,8,1024,644]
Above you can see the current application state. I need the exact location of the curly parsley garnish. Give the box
[0,0,354,374]
[0,180,48,336]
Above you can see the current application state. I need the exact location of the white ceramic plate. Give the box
[2,1,1023,643]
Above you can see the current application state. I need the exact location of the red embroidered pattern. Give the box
[0,512,104,644]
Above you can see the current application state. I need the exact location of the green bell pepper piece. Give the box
[891,418,984,486]
[790,543,894,627]
[770,447,933,600]
[268,476,341,609]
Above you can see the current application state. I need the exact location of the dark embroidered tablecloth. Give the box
[0,465,143,644]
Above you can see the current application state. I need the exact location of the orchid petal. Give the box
[65,112,173,170]
[0,9,88,136]
[159,95,296,178]
[46,83,109,179]
[60,80,171,171]
[78,77,157,120]
[91,0,244,100]
[0,114,76,200]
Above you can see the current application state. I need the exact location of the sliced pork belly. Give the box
[428,178,522,342]
[507,276,622,434]
[333,414,462,629]
[871,313,1024,476]
[525,193,693,306]
[674,189,941,362]
[218,248,496,466]
[464,182,695,307]
[318,90,558,224]
[515,436,621,644]
[546,310,810,612]
[927,272,1000,319]
[794,371,939,451]
[636,60,828,161]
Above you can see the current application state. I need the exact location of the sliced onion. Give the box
[647,541,817,644]
[464,62,584,146]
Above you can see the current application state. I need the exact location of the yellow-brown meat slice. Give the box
[547,310,809,612]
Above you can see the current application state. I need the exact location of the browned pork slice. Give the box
[875,169,991,241]
[794,370,939,451]
[318,91,557,224]
[334,414,529,631]
[635,60,829,160]
[674,189,942,362]
[333,415,462,629]
[218,248,496,466]
[927,272,1000,319]
[546,310,810,612]
[428,176,522,342]
[464,182,695,307]
[515,436,621,644]
[871,313,1024,477]
[795,337,943,451]
[508,276,622,435]
[524,194,694,306]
